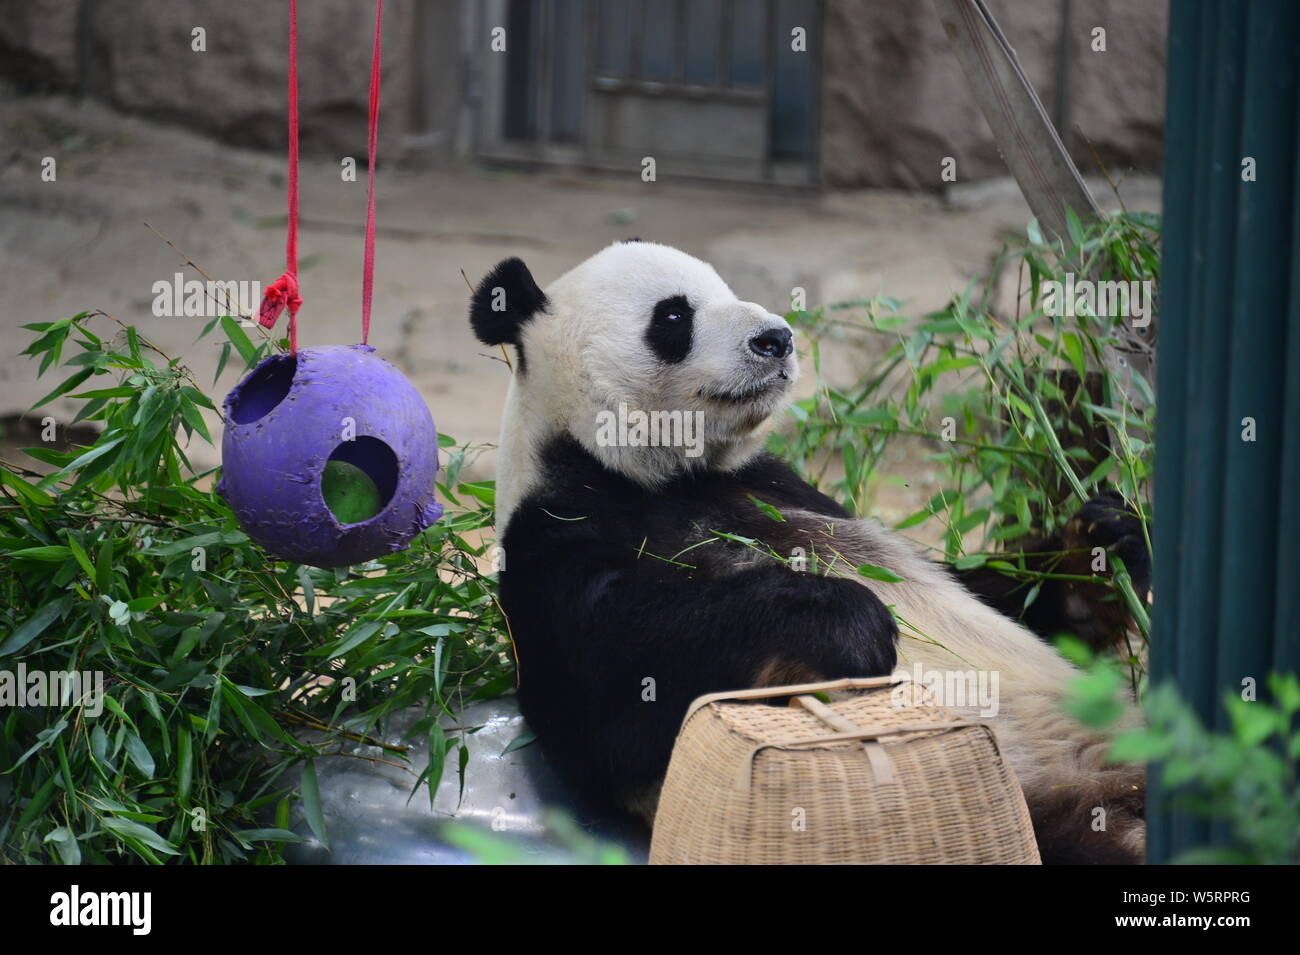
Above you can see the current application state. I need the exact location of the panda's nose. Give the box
[748,326,793,359]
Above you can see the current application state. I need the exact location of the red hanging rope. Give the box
[258,0,303,351]
[259,0,383,351]
[361,0,383,346]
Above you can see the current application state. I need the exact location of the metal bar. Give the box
[580,0,595,161]
[808,0,823,186]
[1212,0,1297,852]
[1146,0,1202,865]
[674,0,686,82]
[1276,101,1300,679]
[1169,0,1243,856]
[537,0,554,143]
[719,0,733,87]
[761,0,774,181]
[1217,0,1295,723]
[1151,0,1300,863]
[631,0,644,78]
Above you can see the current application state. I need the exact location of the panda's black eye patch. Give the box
[646,295,694,364]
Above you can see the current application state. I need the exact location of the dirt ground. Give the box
[0,95,1160,528]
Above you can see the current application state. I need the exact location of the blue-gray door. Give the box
[499,0,821,184]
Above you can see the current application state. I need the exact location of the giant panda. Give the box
[469,239,1149,864]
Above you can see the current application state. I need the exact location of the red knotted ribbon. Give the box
[257,0,384,354]
[257,271,302,334]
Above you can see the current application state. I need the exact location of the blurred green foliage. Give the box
[1065,637,1299,865]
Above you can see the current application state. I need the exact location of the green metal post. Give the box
[1151,0,1300,862]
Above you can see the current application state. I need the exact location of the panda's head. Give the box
[470,240,798,522]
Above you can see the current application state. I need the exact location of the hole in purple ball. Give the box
[322,436,399,525]
[228,355,297,424]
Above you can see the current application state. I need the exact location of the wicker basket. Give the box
[649,677,1041,865]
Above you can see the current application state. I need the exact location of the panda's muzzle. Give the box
[748,326,794,359]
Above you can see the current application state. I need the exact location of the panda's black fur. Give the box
[500,434,900,809]
[469,256,548,375]
[470,241,1150,864]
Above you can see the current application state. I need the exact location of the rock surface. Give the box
[283,696,650,865]
[0,0,417,156]
[821,0,1166,187]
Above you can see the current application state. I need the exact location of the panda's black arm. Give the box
[501,511,900,802]
[500,444,897,693]
[952,490,1151,652]
[501,501,899,701]
[504,539,899,696]
[574,564,898,687]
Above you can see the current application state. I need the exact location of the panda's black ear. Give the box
[469,257,547,346]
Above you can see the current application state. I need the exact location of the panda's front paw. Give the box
[1064,490,1150,599]
[761,572,900,681]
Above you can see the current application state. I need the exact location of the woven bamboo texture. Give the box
[649,678,1041,865]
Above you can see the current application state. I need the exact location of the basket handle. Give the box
[732,719,987,792]
[684,675,900,722]
[791,693,898,783]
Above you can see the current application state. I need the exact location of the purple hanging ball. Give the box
[217,344,444,568]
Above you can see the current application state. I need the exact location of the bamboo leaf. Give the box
[0,597,72,655]
[36,435,126,489]
[29,366,94,411]
[857,564,905,583]
[220,316,258,366]
[102,817,179,856]
[300,761,329,848]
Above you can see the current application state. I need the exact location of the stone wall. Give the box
[0,0,422,157]
[820,0,1167,188]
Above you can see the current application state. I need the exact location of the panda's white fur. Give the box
[477,240,1145,863]
[495,241,795,525]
